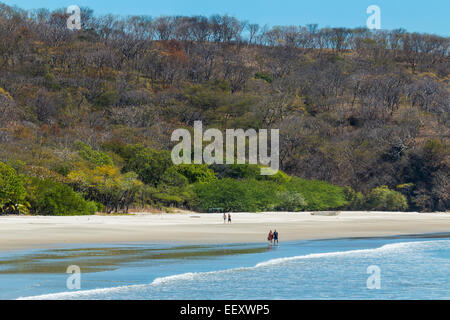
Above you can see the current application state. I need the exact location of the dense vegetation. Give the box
[0,3,448,214]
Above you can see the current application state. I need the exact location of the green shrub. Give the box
[211,164,260,179]
[193,178,280,212]
[0,162,28,214]
[52,162,74,177]
[211,164,290,184]
[27,178,97,216]
[365,186,408,211]
[192,175,347,212]
[182,80,231,111]
[160,167,189,187]
[262,170,291,184]
[255,72,273,83]
[120,145,172,186]
[275,191,307,211]
[137,183,195,209]
[173,164,217,184]
[343,186,365,210]
[285,177,347,211]
[76,142,113,166]
[152,192,184,207]
[95,90,119,107]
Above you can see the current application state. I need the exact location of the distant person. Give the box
[268,230,273,244]
[273,230,279,245]
[228,213,232,224]
[223,212,227,224]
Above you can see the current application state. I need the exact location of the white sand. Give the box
[0,211,449,251]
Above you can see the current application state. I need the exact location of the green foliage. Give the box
[68,165,142,213]
[120,145,172,186]
[254,72,273,83]
[138,182,195,208]
[161,167,189,187]
[183,81,231,111]
[76,142,113,166]
[211,164,260,179]
[262,169,291,184]
[27,178,97,216]
[211,164,290,184]
[275,191,307,211]
[51,161,74,177]
[151,192,184,207]
[95,90,119,107]
[173,164,217,184]
[44,71,60,90]
[193,178,280,212]
[365,186,408,211]
[0,162,27,214]
[285,177,347,211]
[343,186,365,210]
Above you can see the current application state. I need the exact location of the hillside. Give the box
[0,3,448,214]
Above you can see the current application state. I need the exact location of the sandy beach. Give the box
[0,211,449,251]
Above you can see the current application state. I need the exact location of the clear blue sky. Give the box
[2,0,449,35]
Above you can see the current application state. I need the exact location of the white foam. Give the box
[152,272,198,285]
[151,265,255,285]
[255,241,424,267]
[17,239,449,300]
[17,283,148,300]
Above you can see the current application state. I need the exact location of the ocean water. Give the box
[1,234,449,300]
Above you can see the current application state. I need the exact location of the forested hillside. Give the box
[0,3,448,214]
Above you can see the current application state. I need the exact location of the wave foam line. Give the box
[255,241,418,267]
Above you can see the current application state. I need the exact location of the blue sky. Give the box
[2,0,449,35]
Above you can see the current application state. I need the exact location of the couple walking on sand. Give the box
[268,230,279,245]
[223,212,232,224]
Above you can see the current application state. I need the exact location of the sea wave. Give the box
[17,239,449,300]
[255,240,427,267]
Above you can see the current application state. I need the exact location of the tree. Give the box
[120,145,172,187]
[342,186,365,210]
[173,164,217,184]
[246,23,260,45]
[365,186,408,211]
[76,142,113,166]
[402,140,449,212]
[275,191,307,211]
[0,161,27,214]
[27,178,97,216]
[68,165,142,213]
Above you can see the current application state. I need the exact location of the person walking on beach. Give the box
[223,212,227,224]
[228,213,232,224]
[268,230,273,245]
[273,230,279,245]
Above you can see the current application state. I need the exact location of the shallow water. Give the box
[1,234,449,300]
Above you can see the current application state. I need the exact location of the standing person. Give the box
[273,230,279,245]
[223,212,227,224]
[228,213,232,224]
[268,230,273,245]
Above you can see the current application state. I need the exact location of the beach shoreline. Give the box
[0,211,449,251]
